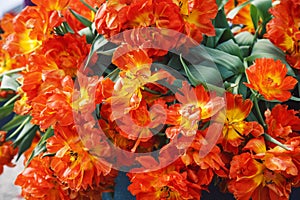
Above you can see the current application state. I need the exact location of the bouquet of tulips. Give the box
[0,0,300,199]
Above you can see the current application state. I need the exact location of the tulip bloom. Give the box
[245,58,297,102]
[266,0,300,69]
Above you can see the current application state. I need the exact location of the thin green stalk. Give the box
[106,68,120,81]
[233,74,242,94]
[253,96,291,151]
[253,96,266,129]
[6,116,31,141]
[3,94,20,107]
[80,0,97,13]
[264,133,292,151]
[244,58,267,128]
[142,87,161,95]
[250,23,262,49]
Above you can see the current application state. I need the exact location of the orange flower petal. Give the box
[245,58,297,101]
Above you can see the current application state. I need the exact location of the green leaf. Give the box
[167,54,182,71]
[216,0,229,10]
[180,55,201,86]
[0,97,8,102]
[84,34,109,70]
[78,26,96,44]
[238,75,249,98]
[247,111,258,122]
[26,128,54,165]
[1,115,28,131]
[264,133,292,151]
[106,68,120,82]
[251,0,272,37]
[250,4,259,30]
[213,10,234,44]
[203,46,244,76]
[227,0,252,19]
[6,116,31,141]
[2,93,20,107]
[206,28,233,48]
[0,104,14,120]
[0,75,19,91]
[69,9,93,27]
[80,0,97,13]
[246,39,295,76]
[16,126,38,160]
[240,46,251,57]
[62,21,75,34]
[251,0,272,22]
[235,32,254,46]
[13,122,38,146]
[216,39,243,59]
[290,96,300,101]
[180,55,225,94]
[97,48,117,56]
[217,65,236,80]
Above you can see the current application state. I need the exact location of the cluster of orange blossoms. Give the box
[0,0,299,200]
[266,0,300,69]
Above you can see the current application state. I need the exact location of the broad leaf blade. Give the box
[1,115,28,131]
[246,39,295,76]
[217,39,243,59]
[0,104,14,120]
[235,32,254,46]
[203,46,244,76]
[26,128,54,165]
[69,8,93,27]
[1,75,19,91]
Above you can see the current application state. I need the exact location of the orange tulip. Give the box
[0,132,18,175]
[128,159,203,200]
[63,0,99,32]
[15,156,70,200]
[46,125,112,191]
[245,58,297,102]
[265,104,300,140]
[0,46,13,74]
[31,0,70,11]
[0,13,15,40]
[3,6,53,55]
[216,92,263,153]
[181,127,228,178]
[266,0,300,69]
[166,82,224,138]
[27,33,90,77]
[112,45,152,73]
[225,0,256,33]
[179,0,218,42]
[229,137,300,200]
[29,71,74,130]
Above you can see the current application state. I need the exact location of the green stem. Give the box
[250,24,262,49]
[253,96,267,129]
[264,133,292,151]
[3,94,20,107]
[6,116,31,141]
[244,59,267,128]
[80,0,97,13]
[142,86,161,95]
[233,74,242,94]
[106,68,120,81]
